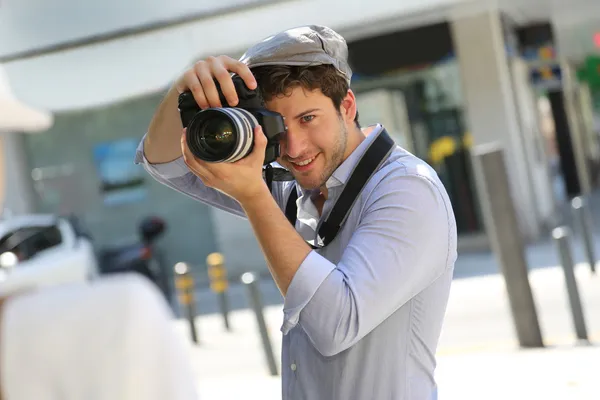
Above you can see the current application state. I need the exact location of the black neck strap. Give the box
[285,128,395,249]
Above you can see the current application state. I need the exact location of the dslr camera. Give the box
[178,75,287,165]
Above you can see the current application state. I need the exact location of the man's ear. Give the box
[340,89,357,124]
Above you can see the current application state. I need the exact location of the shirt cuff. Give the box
[134,133,190,179]
[281,250,336,335]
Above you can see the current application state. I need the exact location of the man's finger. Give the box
[240,125,267,166]
[254,125,267,149]
[223,58,257,90]
[194,60,222,108]
[181,131,214,181]
[183,69,209,110]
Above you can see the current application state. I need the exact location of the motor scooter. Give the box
[98,216,170,299]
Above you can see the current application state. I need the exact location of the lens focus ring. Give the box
[186,108,258,163]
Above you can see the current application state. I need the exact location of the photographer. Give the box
[138,25,457,399]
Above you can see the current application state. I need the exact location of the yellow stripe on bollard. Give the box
[175,276,194,290]
[178,292,192,306]
[208,266,226,280]
[210,280,228,293]
[206,253,232,331]
[206,252,225,266]
[207,252,229,293]
[174,262,199,343]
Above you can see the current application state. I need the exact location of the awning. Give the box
[0,64,53,133]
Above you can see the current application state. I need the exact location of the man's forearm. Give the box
[240,187,312,296]
[144,86,184,164]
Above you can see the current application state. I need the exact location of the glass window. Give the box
[0,225,63,263]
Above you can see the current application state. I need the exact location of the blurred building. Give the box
[1,0,600,276]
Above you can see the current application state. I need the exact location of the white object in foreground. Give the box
[2,273,199,399]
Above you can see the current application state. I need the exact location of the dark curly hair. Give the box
[251,64,360,127]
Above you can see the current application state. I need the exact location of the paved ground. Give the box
[438,263,600,353]
[435,344,600,400]
[181,344,600,400]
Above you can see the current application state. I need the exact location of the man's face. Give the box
[265,87,349,191]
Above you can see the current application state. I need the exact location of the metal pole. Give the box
[552,227,589,342]
[241,272,278,376]
[150,252,174,306]
[217,292,231,331]
[571,196,597,274]
[174,262,199,344]
[207,252,231,331]
[471,143,544,348]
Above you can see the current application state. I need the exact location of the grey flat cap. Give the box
[239,25,352,84]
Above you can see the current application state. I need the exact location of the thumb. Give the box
[254,125,268,150]
[180,128,187,149]
[242,125,267,165]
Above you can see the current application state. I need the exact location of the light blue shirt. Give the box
[135,124,457,400]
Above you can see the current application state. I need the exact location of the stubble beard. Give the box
[313,120,348,190]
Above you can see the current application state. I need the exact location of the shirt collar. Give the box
[327,123,384,188]
[295,123,384,197]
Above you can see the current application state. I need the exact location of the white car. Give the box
[0,213,99,296]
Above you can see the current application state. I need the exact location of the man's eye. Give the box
[301,115,315,123]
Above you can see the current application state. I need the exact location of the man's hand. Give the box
[181,125,269,204]
[145,55,256,164]
[175,53,267,204]
[175,55,257,109]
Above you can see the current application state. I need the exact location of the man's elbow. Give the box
[307,322,360,357]
[310,336,350,357]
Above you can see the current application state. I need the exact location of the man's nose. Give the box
[281,127,307,159]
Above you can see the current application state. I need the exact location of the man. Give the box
[139,25,457,399]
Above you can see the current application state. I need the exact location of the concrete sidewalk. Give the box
[175,317,600,400]
[183,341,600,400]
[172,262,600,399]
[195,345,600,399]
[435,344,599,400]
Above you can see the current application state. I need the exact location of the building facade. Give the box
[3,0,599,279]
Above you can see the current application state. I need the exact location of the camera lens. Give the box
[186,108,258,163]
[199,119,236,157]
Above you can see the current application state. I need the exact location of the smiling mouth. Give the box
[288,154,319,171]
[292,156,315,166]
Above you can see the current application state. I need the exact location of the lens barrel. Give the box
[186,108,258,163]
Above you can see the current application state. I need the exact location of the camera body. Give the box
[178,75,286,165]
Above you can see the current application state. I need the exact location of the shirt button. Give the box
[290,363,297,371]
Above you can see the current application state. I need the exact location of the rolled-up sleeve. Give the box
[281,251,336,335]
[134,139,190,181]
[134,134,246,218]
[281,171,455,357]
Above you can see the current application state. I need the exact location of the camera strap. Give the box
[264,164,294,192]
[285,128,396,249]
